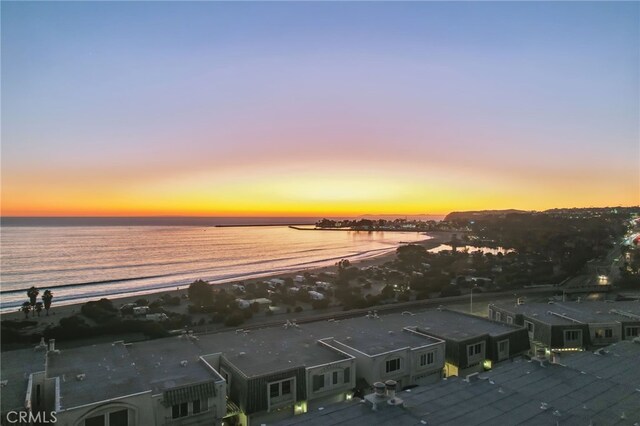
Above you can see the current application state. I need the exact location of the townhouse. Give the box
[488,300,640,353]
[2,307,529,426]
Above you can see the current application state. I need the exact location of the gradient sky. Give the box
[2,2,639,216]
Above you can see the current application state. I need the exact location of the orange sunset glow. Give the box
[2,2,638,217]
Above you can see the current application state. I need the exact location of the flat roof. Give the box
[276,348,640,425]
[560,340,640,387]
[328,318,441,356]
[379,308,525,340]
[491,301,640,325]
[126,337,223,395]
[0,348,46,413]
[47,343,148,410]
[198,327,349,377]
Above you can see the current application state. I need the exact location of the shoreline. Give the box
[0,231,455,322]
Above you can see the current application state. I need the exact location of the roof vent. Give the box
[465,373,479,383]
[180,360,188,367]
[0,380,8,387]
[239,352,246,357]
[540,402,549,410]
[388,331,394,335]
[76,374,86,381]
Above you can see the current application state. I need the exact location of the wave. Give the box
[0,245,400,310]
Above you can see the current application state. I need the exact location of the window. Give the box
[312,374,325,391]
[489,308,494,319]
[506,316,513,325]
[343,367,350,383]
[192,399,201,415]
[282,380,291,395]
[595,329,613,339]
[84,410,129,426]
[268,378,295,404]
[525,321,534,335]
[565,330,581,342]
[467,343,483,357]
[386,358,401,373]
[312,370,345,393]
[626,327,639,338]
[85,416,105,426]
[495,312,502,322]
[109,410,128,426]
[172,402,188,419]
[270,383,280,398]
[498,340,509,359]
[419,352,435,366]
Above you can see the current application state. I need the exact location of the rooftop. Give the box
[382,308,525,340]
[560,340,640,387]
[0,347,45,412]
[277,341,640,425]
[47,342,147,410]
[198,326,349,377]
[491,300,640,325]
[126,336,224,394]
[1,307,518,409]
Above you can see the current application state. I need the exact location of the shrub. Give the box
[311,299,330,310]
[81,299,117,323]
[224,312,245,327]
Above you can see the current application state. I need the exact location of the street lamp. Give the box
[470,285,479,314]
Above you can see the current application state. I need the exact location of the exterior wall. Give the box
[220,357,306,418]
[548,324,591,350]
[155,395,222,426]
[329,338,444,389]
[622,322,640,340]
[488,305,524,326]
[588,323,622,347]
[330,344,413,389]
[487,330,529,362]
[54,392,155,426]
[306,358,355,405]
[408,343,445,385]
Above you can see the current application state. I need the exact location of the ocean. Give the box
[0,224,432,311]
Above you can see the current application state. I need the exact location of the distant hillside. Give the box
[444,210,529,222]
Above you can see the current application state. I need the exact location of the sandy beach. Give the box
[0,231,455,330]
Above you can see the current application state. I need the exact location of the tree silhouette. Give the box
[35,302,44,317]
[27,286,39,308]
[42,290,53,315]
[21,301,32,319]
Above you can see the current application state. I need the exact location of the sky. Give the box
[2,2,639,217]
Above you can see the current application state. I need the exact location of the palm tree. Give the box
[21,301,32,319]
[27,286,39,308]
[42,290,53,315]
[35,302,44,317]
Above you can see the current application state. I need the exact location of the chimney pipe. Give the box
[373,382,386,399]
[49,339,56,352]
[385,380,397,400]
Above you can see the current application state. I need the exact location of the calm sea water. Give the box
[0,226,427,311]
